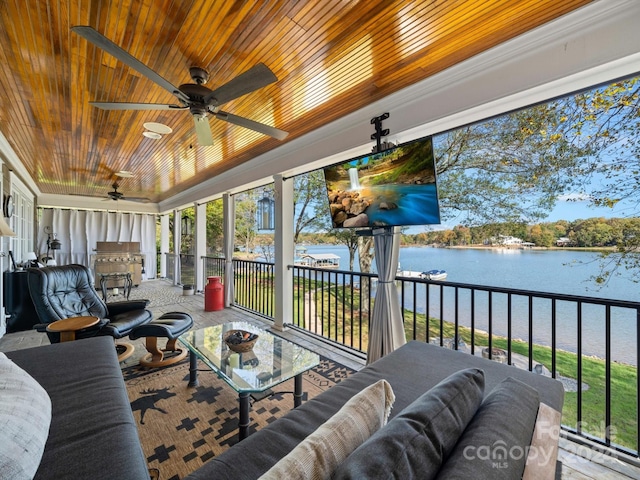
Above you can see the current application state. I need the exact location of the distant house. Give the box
[556,237,575,247]
[496,235,523,245]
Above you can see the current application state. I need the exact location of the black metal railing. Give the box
[190,257,640,459]
[290,265,375,352]
[391,276,640,459]
[163,253,196,286]
[179,254,196,287]
[233,259,275,319]
[202,256,226,288]
[164,253,176,282]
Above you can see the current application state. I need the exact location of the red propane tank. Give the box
[204,276,224,311]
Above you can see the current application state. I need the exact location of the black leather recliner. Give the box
[27,264,152,360]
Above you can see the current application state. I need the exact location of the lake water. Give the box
[302,245,640,365]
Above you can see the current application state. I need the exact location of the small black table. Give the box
[98,272,132,301]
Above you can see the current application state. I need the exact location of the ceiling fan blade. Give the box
[90,101,186,111]
[193,116,214,146]
[215,111,289,140]
[204,63,278,106]
[72,26,190,103]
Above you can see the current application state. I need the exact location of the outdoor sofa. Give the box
[187,340,565,479]
[2,335,564,479]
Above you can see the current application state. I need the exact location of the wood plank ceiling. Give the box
[0,0,593,204]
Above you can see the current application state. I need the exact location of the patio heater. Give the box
[45,233,62,265]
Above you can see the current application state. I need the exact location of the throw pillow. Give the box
[522,402,562,480]
[258,378,395,480]
[333,368,485,480]
[0,352,52,480]
[435,376,540,480]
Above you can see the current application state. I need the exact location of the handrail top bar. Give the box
[396,277,640,309]
[290,264,377,277]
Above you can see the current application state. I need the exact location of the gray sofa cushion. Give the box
[333,368,485,480]
[436,377,540,479]
[6,337,149,480]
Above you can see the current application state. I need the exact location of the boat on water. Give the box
[396,269,422,278]
[396,263,447,281]
[396,262,423,278]
[420,269,448,281]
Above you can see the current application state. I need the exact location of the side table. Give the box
[98,272,133,301]
[46,316,100,342]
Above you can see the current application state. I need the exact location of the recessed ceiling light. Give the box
[143,131,162,139]
[115,170,134,178]
[143,122,173,134]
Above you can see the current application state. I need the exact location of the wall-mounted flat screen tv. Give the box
[323,135,440,228]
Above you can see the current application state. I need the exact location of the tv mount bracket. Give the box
[370,113,390,153]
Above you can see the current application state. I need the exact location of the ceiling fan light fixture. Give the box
[189,66,209,85]
[143,131,162,139]
[143,122,173,134]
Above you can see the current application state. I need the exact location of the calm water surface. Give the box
[303,245,639,365]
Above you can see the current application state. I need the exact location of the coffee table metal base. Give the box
[187,351,305,441]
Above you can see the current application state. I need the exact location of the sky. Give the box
[403,194,638,235]
[542,195,635,223]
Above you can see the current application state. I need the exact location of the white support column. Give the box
[160,214,170,278]
[223,193,235,307]
[274,174,294,331]
[195,202,207,292]
[173,208,181,285]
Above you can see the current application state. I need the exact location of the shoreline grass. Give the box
[405,310,638,451]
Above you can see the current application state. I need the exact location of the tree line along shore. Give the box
[293,217,638,249]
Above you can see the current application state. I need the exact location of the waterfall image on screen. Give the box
[323,136,440,228]
[348,168,361,190]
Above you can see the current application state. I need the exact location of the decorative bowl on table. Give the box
[223,329,259,353]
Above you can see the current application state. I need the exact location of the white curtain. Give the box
[367,226,406,364]
[37,208,157,279]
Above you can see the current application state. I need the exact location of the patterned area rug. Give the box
[123,357,354,480]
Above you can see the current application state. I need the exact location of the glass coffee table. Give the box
[179,321,320,441]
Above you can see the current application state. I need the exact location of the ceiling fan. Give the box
[71,26,289,146]
[106,181,150,203]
